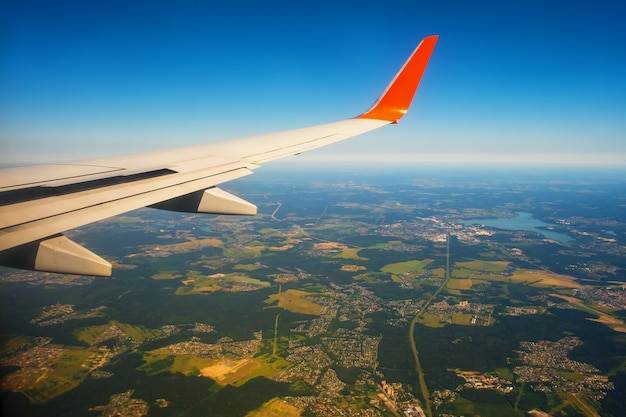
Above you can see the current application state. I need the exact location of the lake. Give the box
[461,212,573,243]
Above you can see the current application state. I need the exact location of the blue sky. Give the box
[2,0,625,166]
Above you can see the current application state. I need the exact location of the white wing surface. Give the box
[0,36,438,276]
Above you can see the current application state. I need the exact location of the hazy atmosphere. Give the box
[2,0,625,165]
[2,4,626,415]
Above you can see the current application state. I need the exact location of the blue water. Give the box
[462,212,573,243]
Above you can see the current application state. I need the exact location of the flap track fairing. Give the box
[149,187,257,215]
[0,235,112,277]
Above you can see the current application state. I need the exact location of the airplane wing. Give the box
[0,35,438,276]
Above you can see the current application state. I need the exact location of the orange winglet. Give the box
[356,35,438,123]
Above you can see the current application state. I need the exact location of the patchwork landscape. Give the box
[1,167,625,417]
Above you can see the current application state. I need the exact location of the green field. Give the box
[73,320,164,345]
[265,289,325,315]
[381,259,434,274]
[139,349,216,376]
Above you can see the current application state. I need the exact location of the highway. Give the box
[408,233,451,417]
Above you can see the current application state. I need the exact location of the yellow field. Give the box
[204,354,291,387]
[508,269,582,289]
[141,350,292,388]
[246,398,302,417]
[430,267,446,278]
[447,278,474,290]
[337,248,367,260]
[452,259,582,290]
[265,289,324,315]
[269,244,294,251]
[390,274,403,283]
[341,264,366,272]
[200,357,274,386]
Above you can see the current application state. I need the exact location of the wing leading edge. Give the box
[0,35,438,276]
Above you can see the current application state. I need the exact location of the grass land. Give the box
[353,272,386,283]
[451,260,581,290]
[446,397,523,417]
[495,367,514,381]
[269,244,295,251]
[151,271,183,280]
[370,240,403,249]
[341,264,367,272]
[140,350,216,376]
[141,237,223,257]
[507,269,582,289]
[0,335,30,354]
[381,259,434,274]
[175,272,271,295]
[418,313,445,328]
[140,350,291,388]
[270,274,299,283]
[550,393,601,417]
[455,260,509,273]
[336,248,367,260]
[2,345,93,404]
[222,243,265,259]
[430,267,446,278]
[234,263,263,271]
[245,397,302,417]
[451,313,475,325]
[73,320,164,345]
[446,278,476,290]
[265,289,325,315]
[226,354,291,387]
[313,242,367,260]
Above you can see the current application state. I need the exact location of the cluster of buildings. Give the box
[425,299,495,327]
[573,286,626,310]
[30,303,106,327]
[89,389,149,417]
[514,337,614,397]
[454,370,513,393]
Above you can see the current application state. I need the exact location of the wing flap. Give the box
[0,165,125,191]
[0,165,254,251]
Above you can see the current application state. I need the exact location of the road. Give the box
[408,233,451,417]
